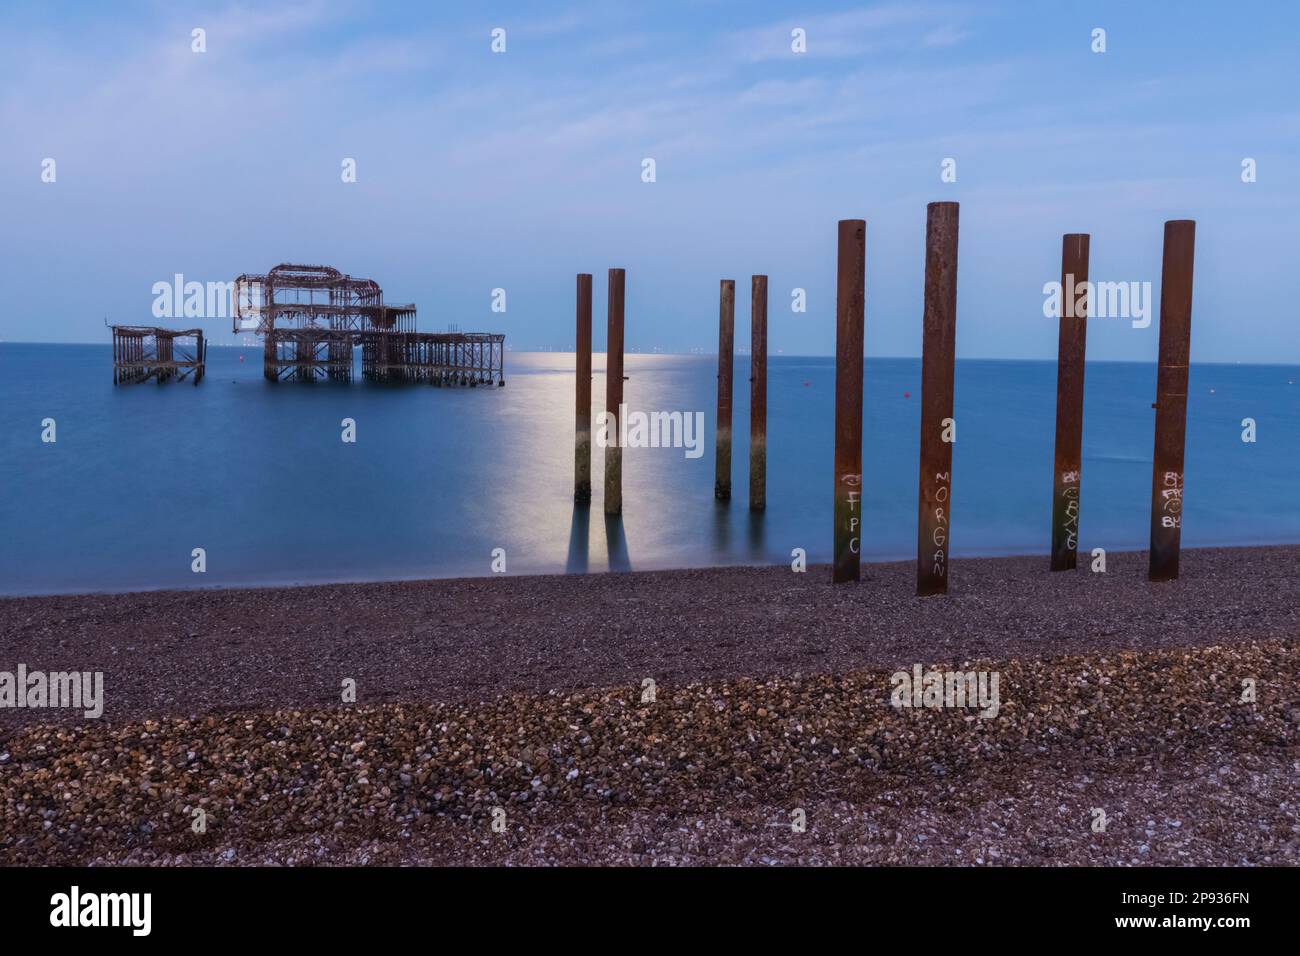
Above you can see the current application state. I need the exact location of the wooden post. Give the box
[1050,234,1090,570]
[749,275,768,512]
[833,220,867,583]
[605,268,626,516]
[715,279,735,500]
[916,202,959,597]
[1149,220,1195,581]
[575,273,593,503]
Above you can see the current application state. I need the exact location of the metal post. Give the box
[605,268,626,516]
[1149,220,1195,581]
[1050,234,1090,570]
[749,274,768,512]
[575,273,593,503]
[833,220,867,583]
[715,279,735,500]
[916,202,959,597]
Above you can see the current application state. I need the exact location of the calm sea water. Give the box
[1,343,1296,596]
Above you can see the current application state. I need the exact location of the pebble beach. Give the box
[1,545,1297,865]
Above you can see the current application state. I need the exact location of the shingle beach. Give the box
[2,546,1297,865]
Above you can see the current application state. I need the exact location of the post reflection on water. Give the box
[565,505,589,574]
[604,514,632,573]
[3,348,1294,595]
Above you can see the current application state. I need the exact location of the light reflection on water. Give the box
[1,344,1296,595]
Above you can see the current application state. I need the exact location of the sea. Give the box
[1,343,1296,596]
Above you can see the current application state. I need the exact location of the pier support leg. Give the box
[604,268,625,516]
[1149,220,1196,582]
[1050,234,1090,570]
[749,275,768,512]
[715,279,735,500]
[575,274,593,503]
[916,202,959,597]
[833,220,866,583]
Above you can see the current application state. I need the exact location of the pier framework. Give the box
[111,326,206,385]
[232,263,501,386]
[263,328,356,383]
[361,331,505,385]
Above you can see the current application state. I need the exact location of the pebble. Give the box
[0,638,1294,866]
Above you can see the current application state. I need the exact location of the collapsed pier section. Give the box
[111,326,206,385]
[361,331,506,385]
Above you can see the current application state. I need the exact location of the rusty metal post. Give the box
[916,202,959,597]
[605,268,626,516]
[575,274,593,503]
[1050,234,1090,570]
[833,220,867,583]
[715,279,736,500]
[749,275,768,512]
[1149,220,1196,581]
[264,331,277,382]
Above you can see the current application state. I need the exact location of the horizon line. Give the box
[2,340,1296,369]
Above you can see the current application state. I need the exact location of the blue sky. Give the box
[1,1,1297,362]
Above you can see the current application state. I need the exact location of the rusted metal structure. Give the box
[575,274,593,503]
[833,220,867,583]
[232,263,502,385]
[714,279,735,500]
[361,331,504,385]
[916,202,959,597]
[258,327,354,383]
[604,268,626,516]
[1050,234,1090,571]
[111,326,206,385]
[1149,220,1196,581]
[749,275,768,512]
[232,264,401,382]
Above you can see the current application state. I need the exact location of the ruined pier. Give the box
[232,263,504,385]
[111,325,206,385]
[361,331,505,385]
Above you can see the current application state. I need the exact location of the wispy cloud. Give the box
[0,0,1295,362]
[721,3,970,62]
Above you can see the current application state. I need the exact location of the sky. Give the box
[1,0,1298,362]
